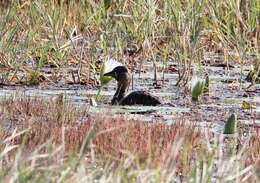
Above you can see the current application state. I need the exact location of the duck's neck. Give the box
[111,73,130,105]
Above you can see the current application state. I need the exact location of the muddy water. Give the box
[0,63,259,133]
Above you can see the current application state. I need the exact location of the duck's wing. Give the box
[119,91,162,106]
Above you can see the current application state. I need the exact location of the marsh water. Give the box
[0,58,259,133]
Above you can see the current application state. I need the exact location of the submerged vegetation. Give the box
[0,0,259,182]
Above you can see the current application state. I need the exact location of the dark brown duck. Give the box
[104,66,162,106]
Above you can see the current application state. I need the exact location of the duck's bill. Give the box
[104,71,115,78]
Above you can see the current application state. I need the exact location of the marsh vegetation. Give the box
[0,0,259,182]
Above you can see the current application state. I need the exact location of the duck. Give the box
[104,66,162,106]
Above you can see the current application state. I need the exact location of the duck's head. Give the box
[104,66,129,81]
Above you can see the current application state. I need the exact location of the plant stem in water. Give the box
[96,84,104,100]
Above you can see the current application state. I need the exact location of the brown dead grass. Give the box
[0,95,259,177]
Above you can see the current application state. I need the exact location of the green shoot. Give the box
[224,114,237,134]
[191,76,205,102]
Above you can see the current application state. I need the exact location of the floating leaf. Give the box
[242,101,255,109]
[223,114,237,134]
[242,101,251,109]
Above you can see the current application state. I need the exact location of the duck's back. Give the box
[119,91,162,106]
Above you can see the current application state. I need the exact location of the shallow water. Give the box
[0,60,259,133]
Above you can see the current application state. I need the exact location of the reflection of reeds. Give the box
[0,95,259,182]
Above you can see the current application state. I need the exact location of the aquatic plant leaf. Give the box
[246,69,260,84]
[0,63,7,68]
[90,98,97,107]
[100,60,114,86]
[242,101,255,109]
[104,0,112,10]
[203,75,210,95]
[96,58,123,100]
[191,76,205,102]
[26,70,41,86]
[242,101,251,109]
[96,85,104,101]
[223,114,237,134]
